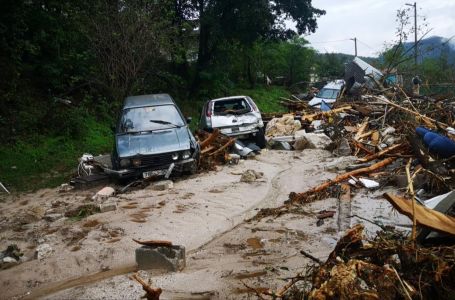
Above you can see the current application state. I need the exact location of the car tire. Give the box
[255,127,266,149]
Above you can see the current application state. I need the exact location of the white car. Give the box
[199,96,266,148]
[309,80,345,108]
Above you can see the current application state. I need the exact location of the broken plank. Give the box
[132,238,173,247]
[383,193,455,236]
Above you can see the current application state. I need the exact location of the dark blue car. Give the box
[107,94,200,179]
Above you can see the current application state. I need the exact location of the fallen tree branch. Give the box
[358,143,404,163]
[300,250,323,264]
[131,273,162,300]
[289,157,396,203]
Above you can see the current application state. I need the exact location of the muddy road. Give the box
[0,149,410,299]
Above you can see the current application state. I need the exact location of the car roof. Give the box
[123,94,175,109]
[209,95,248,102]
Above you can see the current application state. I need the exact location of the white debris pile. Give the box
[265,115,301,137]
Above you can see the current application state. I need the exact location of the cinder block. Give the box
[135,245,185,271]
[99,202,117,213]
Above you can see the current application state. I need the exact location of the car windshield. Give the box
[213,98,251,115]
[317,88,340,99]
[119,105,185,133]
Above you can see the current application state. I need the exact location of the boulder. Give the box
[294,131,332,150]
[35,243,54,260]
[92,186,115,201]
[240,170,264,183]
[151,180,174,191]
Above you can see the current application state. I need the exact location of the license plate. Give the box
[143,169,166,179]
[231,126,239,132]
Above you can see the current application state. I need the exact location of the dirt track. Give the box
[0,149,410,299]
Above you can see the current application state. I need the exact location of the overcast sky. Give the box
[302,0,455,57]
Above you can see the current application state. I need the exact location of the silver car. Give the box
[199,96,265,148]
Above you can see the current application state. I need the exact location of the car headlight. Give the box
[182,150,191,159]
[172,153,179,161]
[120,159,131,168]
[132,158,141,167]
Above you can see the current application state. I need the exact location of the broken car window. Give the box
[213,98,251,115]
[317,88,340,99]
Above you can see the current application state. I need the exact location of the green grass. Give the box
[0,116,113,192]
[1,85,289,192]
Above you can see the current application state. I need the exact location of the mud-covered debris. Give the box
[35,243,54,260]
[131,273,162,300]
[99,201,117,213]
[151,180,173,191]
[0,245,23,269]
[240,169,264,183]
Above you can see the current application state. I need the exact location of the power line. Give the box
[309,38,351,44]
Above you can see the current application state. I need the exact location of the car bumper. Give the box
[104,158,196,179]
[219,127,260,137]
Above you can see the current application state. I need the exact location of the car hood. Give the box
[308,96,337,107]
[116,127,191,158]
[211,112,260,128]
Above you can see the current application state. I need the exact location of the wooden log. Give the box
[132,239,172,247]
[290,157,396,203]
[301,106,352,121]
[132,273,162,300]
[358,143,404,163]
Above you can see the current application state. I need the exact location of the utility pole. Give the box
[350,37,357,57]
[406,2,417,67]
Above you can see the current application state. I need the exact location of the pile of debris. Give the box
[260,224,455,299]
[249,59,455,298]
[195,129,236,170]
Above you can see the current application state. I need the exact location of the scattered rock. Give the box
[269,140,292,150]
[99,201,117,213]
[151,180,174,191]
[240,169,264,183]
[35,243,54,260]
[294,131,332,150]
[1,257,19,269]
[44,213,64,222]
[333,138,351,156]
[92,186,115,201]
[58,183,73,193]
[227,154,240,165]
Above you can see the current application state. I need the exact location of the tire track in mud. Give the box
[26,157,295,299]
[188,162,294,255]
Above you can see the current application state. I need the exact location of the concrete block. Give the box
[99,201,117,213]
[135,245,185,271]
[151,180,173,191]
[92,186,115,201]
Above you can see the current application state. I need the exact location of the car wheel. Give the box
[255,127,266,149]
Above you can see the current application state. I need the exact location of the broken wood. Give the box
[132,239,172,247]
[200,129,220,148]
[383,193,455,235]
[358,143,404,163]
[289,157,396,203]
[131,273,162,300]
[316,210,336,219]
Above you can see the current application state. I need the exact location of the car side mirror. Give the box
[186,117,192,124]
